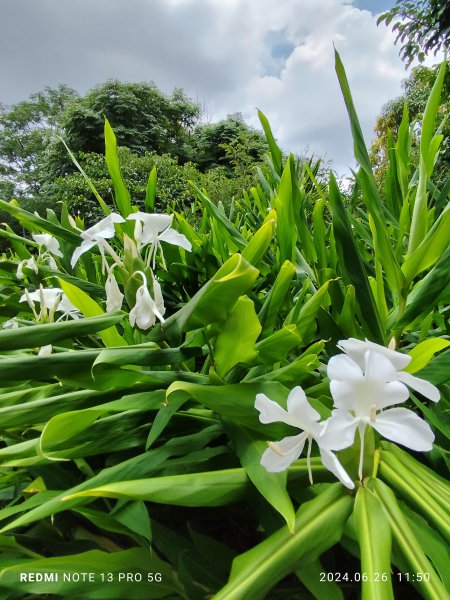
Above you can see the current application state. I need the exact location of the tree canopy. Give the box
[370,59,450,186]
[378,0,450,66]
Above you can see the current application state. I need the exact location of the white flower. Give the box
[323,347,438,479]
[105,267,124,313]
[337,338,440,402]
[20,287,79,320]
[71,213,125,269]
[38,344,53,356]
[129,271,165,331]
[16,257,38,280]
[2,319,19,329]
[255,387,354,489]
[127,212,191,267]
[32,233,63,258]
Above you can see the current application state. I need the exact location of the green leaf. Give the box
[225,422,295,531]
[241,211,276,267]
[329,173,385,343]
[275,160,296,264]
[59,278,126,347]
[405,338,450,373]
[104,118,132,217]
[0,199,80,245]
[402,202,450,283]
[190,182,247,249]
[354,486,394,600]
[154,254,259,344]
[370,478,447,600]
[396,245,450,328]
[295,280,331,344]
[400,501,450,591]
[0,548,180,599]
[259,260,296,337]
[0,313,123,350]
[213,483,353,600]
[378,452,450,544]
[63,469,249,507]
[255,324,301,363]
[334,50,403,297]
[258,110,283,175]
[296,559,344,600]
[58,136,111,216]
[145,165,157,211]
[214,296,261,377]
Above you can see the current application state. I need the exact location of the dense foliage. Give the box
[0,52,449,599]
[370,59,450,188]
[0,82,267,223]
[378,0,450,66]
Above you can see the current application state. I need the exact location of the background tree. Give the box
[378,0,450,67]
[47,81,202,178]
[370,59,450,186]
[0,85,78,200]
[192,113,267,173]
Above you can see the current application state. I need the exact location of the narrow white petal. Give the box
[255,393,291,425]
[158,227,192,251]
[319,410,359,451]
[71,240,96,268]
[286,386,320,424]
[396,371,440,403]
[319,448,355,489]
[260,433,307,472]
[373,408,435,451]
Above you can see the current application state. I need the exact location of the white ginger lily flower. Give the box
[71,213,125,270]
[323,347,439,479]
[16,257,39,280]
[32,233,63,258]
[105,265,124,313]
[127,212,191,268]
[337,338,440,402]
[129,271,165,331]
[20,286,79,320]
[255,387,354,489]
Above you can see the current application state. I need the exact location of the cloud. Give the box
[0,0,435,173]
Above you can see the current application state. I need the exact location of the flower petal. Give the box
[71,240,96,268]
[373,408,435,451]
[260,433,307,472]
[319,448,355,489]
[327,353,363,382]
[255,393,293,426]
[364,350,398,384]
[338,338,411,370]
[396,371,440,403]
[286,386,321,425]
[319,410,359,451]
[158,227,192,251]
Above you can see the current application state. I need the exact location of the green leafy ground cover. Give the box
[0,52,449,599]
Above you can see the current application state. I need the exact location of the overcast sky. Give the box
[0,0,442,173]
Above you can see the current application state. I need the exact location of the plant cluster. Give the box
[0,52,449,599]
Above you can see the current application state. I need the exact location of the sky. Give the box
[0,0,442,173]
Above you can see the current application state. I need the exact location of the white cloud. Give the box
[0,0,440,173]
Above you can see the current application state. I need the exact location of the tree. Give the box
[370,60,450,186]
[378,0,450,67]
[0,85,78,199]
[192,113,267,173]
[57,81,201,167]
